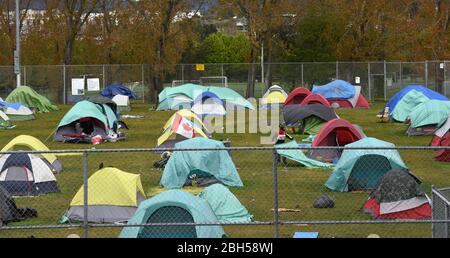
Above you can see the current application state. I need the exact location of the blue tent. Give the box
[312,80,355,99]
[0,100,26,111]
[101,83,137,99]
[119,190,226,238]
[160,138,243,188]
[386,85,448,115]
[191,92,227,117]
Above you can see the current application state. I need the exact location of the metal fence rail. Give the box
[1,146,450,238]
[0,61,449,104]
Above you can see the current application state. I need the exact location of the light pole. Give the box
[14,0,21,87]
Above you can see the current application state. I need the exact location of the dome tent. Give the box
[119,190,226,238]
[191,92,226,117]
[385,85,448,117]
[62,167,146,223]
[389,90,430,122]
[1,135,63,173]
[282,104,338,135]
[300,93,331,107]
[362,169,431,219]
[260,85,288,109]
[0,110,13,129]
[5,86,58,113]
[2,103,34,121]
[325,138,408,192]
[406,100,450,136]
[160,138,243,189]
[284,87,311,106]
[0,153,59,196]
[307,118,365,162]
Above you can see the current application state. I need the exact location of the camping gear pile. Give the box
[311,80,369,109]
[101,83,137,112]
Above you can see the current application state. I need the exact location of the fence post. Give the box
[63,64,66,105]
[83,152,89,238]
[336,61,339,80]
[181,64,185,84]
[368,62,371,101]
[102,65,106,90]
[23,65,26,85]
[141,64,145,104]
[425,61,428,86]
[272,149,279,238]
[446,197,449,238]
[383,60,387,101]
[445,61,448,97]
[301,63,304,86]
[400,62,403,89]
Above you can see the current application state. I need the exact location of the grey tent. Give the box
[282,104,338,133]
[362,169,432,219]
[0,185,37,224]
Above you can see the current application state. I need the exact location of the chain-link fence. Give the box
[1,146,450,238]
[432,187,450,238]
[0,61,448,104]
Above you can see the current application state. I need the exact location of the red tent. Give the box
[434,135,450,161]
[308,118,365,162]
[300,94,331,107]
[328,94,369,108]
[363,198,432,219]
[284,87,311,106]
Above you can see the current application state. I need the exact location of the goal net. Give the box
[199,76,228,87]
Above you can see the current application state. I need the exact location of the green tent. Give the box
[57,100,115,129]
[198,184,253,223]
[0,111,14,129]
[119,190,226,238]
[408,100,450,129]
[390,90,430,122]
[303,116,326,135]
[160,138,243,188]
[5,86,58,113]
[325,137,408,192]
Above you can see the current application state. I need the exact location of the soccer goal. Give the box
[199,76,228,87]
[171,80,200,87]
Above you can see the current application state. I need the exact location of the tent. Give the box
[362,169,431,219]
[260,85,288,109]
[199,184,253,223]
[312,80,355,99]
[54,100,122,142]
[206,86,254,110]
[157,109,209,148]
[312,81,369,108]
[300,94,331,107]
[0,185,37,225]
[160,138,243,189]
[63,167,146,223]
[284,87,311,106]
[390,90,430,122]
[432,117,450,161]
[325,138,408,192]
[275,141,333,169]
[82,95,120,117]
[5,86,58,113]
[112,95,131,112]
[1,135,63,172]
[406,100,450,136]
[385,85,448,117]
[3,104,34,121]
[101,83,137,99]
[0,111,13,129]
[157,84,207,111]
[282,104,338,134]
[191,92,226,117]
[307,118,365,162]
[119,190,226,238]
[0,153,59,196]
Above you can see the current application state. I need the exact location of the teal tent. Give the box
[275,141,333,169]
[390,90,430,122]
[160,138,243,188]
[119,190,226,238]
[54,100,118,142]
[325,137,408,192]
[206,86,255,110]
[409,100,450,128]
[199,184,253,223]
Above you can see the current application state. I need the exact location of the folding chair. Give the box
[376,107,389,123]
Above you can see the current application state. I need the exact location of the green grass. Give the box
[1,102,449,238]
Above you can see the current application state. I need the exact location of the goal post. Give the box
[199,76,228,87]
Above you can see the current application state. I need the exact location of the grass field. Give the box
[0,101,449,238]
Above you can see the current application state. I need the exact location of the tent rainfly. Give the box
[5,86,58,113]
[406,100,450,136]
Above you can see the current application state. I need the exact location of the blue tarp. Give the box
[312,80,355,99]
[386,85,448,115]
[0,101,27,110]
[101,83,137,99]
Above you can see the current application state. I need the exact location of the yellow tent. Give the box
[1,135,63,172]
[261,85,288,105]
[157,109,209,146]
[70,167,146,206]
